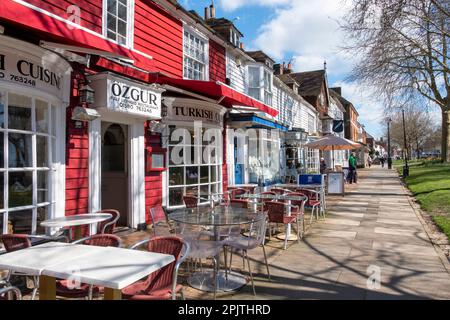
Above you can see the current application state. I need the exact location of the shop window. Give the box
[0,91,57,234]
[104,0,134,47]
[167,126,222,208]
[183,29,208,80]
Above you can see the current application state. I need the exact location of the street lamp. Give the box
[402,109,409,177]
[387,118,392,169]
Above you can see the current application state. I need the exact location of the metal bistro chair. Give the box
[285,192,307,237]
[149,206,175,236]
[0,286,22,300]
[123,236,189,300]
[223,214,270,296]
[230,188,248,199]
[0,233,69,300]
[270,188,290,195]
[183,195,199,208]
[229,199,250,209]
[96,209,120,234]
[266,201,301,250]
[296,188,323,224]
[56,234,122,300]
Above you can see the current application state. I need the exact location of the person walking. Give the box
[320,157,327,174]
[348,152,357,184]
[367,157,372,168]
[380,156,385,168]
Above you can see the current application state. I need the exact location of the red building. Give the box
[0,0,276,234]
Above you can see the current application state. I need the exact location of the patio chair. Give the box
[258,191,277,212]
[229,199,250,209]
[123,236,189,300]
[223,214,270,296]
[0,286,22,300]
[96,209,120,234]
[266,201,301,250]
[285,192,307,236]
[183,195,198,208]
[149,206,174,236]
[56,234,122,300]
[0,234,68,300]
[230,188,248,199]
[270,188,290,195]
[295,188,322,223]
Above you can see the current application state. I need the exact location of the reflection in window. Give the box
[8,210,32,235]
[8,133,32,167]
[8,94,32,131]
[35,100,49,133]
[9,171,33,207]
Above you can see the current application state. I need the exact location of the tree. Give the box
[342,0,450,161]
[381,106,436,159]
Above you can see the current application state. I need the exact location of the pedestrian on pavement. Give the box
[348,152,357,184]
[320,157,327,174]
[380,156,385,168]
[367,157,372,168]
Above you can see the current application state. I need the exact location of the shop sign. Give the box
[89,73,164,119]
[168,105,223,125]
[0,51,64,98]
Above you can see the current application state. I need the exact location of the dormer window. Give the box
[229,28,240,47]
[247,64,273,105]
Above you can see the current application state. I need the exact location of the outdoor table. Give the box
[238,193,307,241]
[274,183,326,212]
[40,213,112,240]
[170,206,264,292]
[0,242,174,300]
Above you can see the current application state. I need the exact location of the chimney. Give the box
[210,3,215,18]
[274,63,282,75]
[284,62,292,74]
[239,42,244,50]
[204,7,210,20]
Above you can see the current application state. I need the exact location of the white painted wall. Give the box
[226,50,246,93]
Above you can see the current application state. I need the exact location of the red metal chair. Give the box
[229,199,250,209]
[149,206,174,236]
[122,236,189,300]
[259,191,276,212]
[285,192,307,235]
[266,201,301,250]
[230,188,248,199]
[96,209,120,234]
[55,234,122,299]
[0,234,31,252]
[270,188,290,195]
[295,188,322,223]
[183,195,198,208]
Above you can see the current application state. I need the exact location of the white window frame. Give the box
[183,25,209,81]
[102,0,135,49]
[246,63,273,105]
[0,88,65,235]
[165,124,223,209]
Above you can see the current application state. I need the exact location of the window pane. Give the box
[36,206,49,234]
[0,91,5,128]
[185,166,198,185]
[169,167,183,186]
[0,212,3,235]
[9,209,33,234]
[8,133,32,167]
[169,187,183,206]
[0,173,3,209]
[200,166,208,184]
[35,100,49,134]
[248,88,260,100]
[36,136,48,167]
[107,13,116,32]
[9,171,32,207]
[200,185,209,197]
[185,185,198,196]
[8,94,32,131]
[248,68,260,87]
[118,0,127,4]
[51,106,57,136]
[118,3,127,20]
[37,171,48,203]
[107,30,117,41]
[107,0,117,14]
[210,166,217,182]
[118,19,127,37]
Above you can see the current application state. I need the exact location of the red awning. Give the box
[153,77,279,117]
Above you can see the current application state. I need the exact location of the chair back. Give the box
[0,286,22,300]
[285,192,307,213]
[266,201,287,224]
[295,188,319,205]
[0,234,31,252]
[246,214,267,249]
[183,195,198,208]
[260,191,276,211]
[270,188,289,195]
[97,209,120,234]
[149,206,172,236]
[78,234,122,247]
[230,188,247,199]
[141,236,186,292]
[230,199,250,209]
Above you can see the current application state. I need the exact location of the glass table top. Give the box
[169,206,265,226]
[237,193,307,201]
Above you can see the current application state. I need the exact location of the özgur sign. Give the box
[89,73,164,119]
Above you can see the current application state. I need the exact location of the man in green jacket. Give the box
[348,152,357,184]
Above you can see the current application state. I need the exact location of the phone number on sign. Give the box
[0,72,36,86]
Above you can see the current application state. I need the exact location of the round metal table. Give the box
[40,213,112,240]
[170,206,265,292]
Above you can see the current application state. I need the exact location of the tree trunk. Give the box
[442,109,450,163]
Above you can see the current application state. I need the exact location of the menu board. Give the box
[327,172,344,195]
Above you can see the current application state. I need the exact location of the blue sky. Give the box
[182,0,386,138]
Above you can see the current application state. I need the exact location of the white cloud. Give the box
[218,0,291,12]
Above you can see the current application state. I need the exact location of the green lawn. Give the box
[398,160,450,240]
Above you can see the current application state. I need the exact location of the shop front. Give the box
[161,98,227,210]
[0,35,71,234]
[88,72,164,228]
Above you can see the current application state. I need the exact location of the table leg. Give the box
[104,287,122,300]
[39,275,56,300]
[74,226,83,240]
